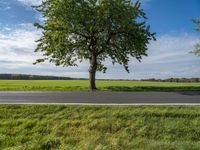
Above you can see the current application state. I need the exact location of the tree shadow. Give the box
[177,91,200,96]
[105,86,200,92]
[105,86,144,91]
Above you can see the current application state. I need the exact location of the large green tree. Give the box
[34,0,155,90]
[193,18,200,56]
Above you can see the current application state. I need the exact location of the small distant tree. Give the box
[33,0,155,90]
[193,18,200,56]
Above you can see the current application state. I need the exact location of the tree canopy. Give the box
[33,0,155,90]
[193,18,200,56]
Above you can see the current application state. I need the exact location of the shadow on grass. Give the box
[104,86,200,92]
[29,86,89,91]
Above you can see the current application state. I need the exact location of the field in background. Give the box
[1,105,200,149]
[0,80,199,91]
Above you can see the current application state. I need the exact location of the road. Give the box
[0,91,200,104]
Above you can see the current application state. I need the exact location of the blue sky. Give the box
[145,0,200,35]
[0,0,199,79]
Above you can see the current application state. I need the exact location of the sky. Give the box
[0,0,199,79]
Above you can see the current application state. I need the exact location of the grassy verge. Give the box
[1,105,200,149]
[0,80,199,91]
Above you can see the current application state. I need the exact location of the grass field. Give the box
[1,105,200,149]
[0,80,199,91]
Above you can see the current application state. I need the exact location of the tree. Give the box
[193,18,200,56]
[33,0,155,90]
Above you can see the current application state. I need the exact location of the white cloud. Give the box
[0,24,199,79]
[16,0,46,22]
[0,24,89,77]
[97,33,200,79]
[16,0,42,6]
[0,1,11,10]
[128,33,200,79]
[144,33,198,64]
[0,24,39,62]
[17,0,150,6]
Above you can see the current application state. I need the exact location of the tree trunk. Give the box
[89,54,97,91]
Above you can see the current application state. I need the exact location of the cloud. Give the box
[18,0,150,6]
[97,33,200,79]
[16,0,45,23]
[128,33,200,79]
[144,34,198,64]
[0,24,89,77]
[16,0,42,6]
[0,23,199,79]
[0,1,11,10]
[0,24,39,65]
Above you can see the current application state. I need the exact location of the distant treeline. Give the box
[0,74,86,80]
[141,78,200,83]
[0,74,199,82]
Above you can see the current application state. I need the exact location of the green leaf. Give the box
[33,0,155,73]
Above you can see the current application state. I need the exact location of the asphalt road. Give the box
[0,91,200,104]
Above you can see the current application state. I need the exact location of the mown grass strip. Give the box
[0,80,199,91]
[0,105,200,149]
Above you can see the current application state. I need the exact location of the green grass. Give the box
[1,105,200,149]
[0,80,199,91]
